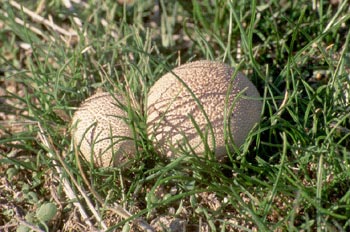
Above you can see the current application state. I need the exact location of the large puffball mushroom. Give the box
[147,60,262,159]
[71,92,135,167]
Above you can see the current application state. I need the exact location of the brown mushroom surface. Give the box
[71,92,135,167]
[147,60,262,159]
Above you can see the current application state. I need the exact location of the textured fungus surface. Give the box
[72,92,134,167]
[147,60,262,159]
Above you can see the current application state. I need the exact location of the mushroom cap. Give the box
[71,92,135,167]
[147,60,262,159]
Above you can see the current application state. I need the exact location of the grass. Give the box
[0,0,350,231]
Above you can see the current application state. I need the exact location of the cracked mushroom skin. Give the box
[71,92,135,167]
[147,60,262,159]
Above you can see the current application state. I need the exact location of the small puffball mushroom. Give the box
[71,92,135,167]
[147,60,262,159]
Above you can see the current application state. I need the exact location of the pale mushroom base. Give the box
[147,60,262,159]
[71,92,135,167]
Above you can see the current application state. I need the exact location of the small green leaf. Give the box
[6,167,18,179]
[25,212,35,223]
[36,202,57,222]
[26,191,38,204]
[122,223,130,232]
[16,225,30,232]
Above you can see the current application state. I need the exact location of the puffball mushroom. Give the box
[147,60,262,159]
[71,92,135,167]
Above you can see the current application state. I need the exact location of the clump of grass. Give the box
[1,0,349,231]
